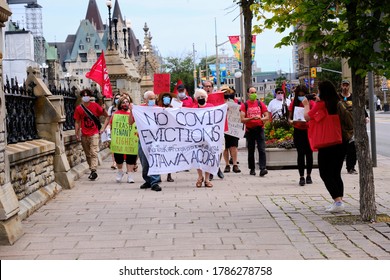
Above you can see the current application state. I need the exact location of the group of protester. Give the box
[74,78,360,213]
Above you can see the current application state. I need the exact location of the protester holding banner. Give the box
[240,86,270,177]
[138,91,162,192]
[221,85,241,174]
[74,89,108,181]
[157,92,177,183]
[193,89,214,188]
[176,84,194,107]
[109,95,138,184]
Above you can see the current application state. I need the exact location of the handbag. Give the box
[308,108,342,150]
[81,104,102,130]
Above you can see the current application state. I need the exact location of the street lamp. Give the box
[41,62,48,83]
[123,27,128,58]
[106,0,113,50]
[113,17,118,50]
[140,46,149,76]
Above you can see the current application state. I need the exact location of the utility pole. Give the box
[240,6,246,101]
[215,18,220,89]
[193,43,197,92]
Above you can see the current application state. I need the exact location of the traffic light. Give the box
[310,67,317,78]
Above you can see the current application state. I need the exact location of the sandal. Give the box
[196,177,204,188]
[111,164,117,170]
[204,181,213,188]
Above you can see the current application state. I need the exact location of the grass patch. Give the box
[324,214,390,225]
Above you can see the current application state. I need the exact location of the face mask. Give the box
[229,94,235,99]
[121,104,129,111]
[114,98,119,105]
[249,93,257,101]
[224,95,229,100]
[197,98,206,106]
[163,96,171,105]
[276,94,283,101]
[178,92,186,100]
[82,96,90,103]
[148,100,155,106]
[297,96,305,102]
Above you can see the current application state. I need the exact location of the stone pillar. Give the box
[0,0,23,245]
[26,67,75,189]
[140,75,154,97]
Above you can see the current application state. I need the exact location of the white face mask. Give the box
[178,92,186,99]
[82,96,90,103]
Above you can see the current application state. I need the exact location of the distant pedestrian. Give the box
[74,88,108,180]
[240,86,270,177]
[377,98,381,111]
[288,85,315,186]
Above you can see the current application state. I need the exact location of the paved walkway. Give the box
[1,140,389,260]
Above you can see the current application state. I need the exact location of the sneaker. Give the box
[116,171,124,183]
[325,201,345,213]
[306,175,313,184]
[127,174,134,183]
[259,169,268,177]
[299,177,305,186]
[89,171,98,180]
[348,169,358,174]
[250,169,256,176]
[151,184,162,192]
[224,165,231,173]
[232,165,241,173]
[140,182,151,189]
[217,168,224,179]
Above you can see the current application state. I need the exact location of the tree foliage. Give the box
[251,0,390,221]
[161,55,195,95]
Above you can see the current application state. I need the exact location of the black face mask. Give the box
[229,94,235,99]
[121,105,129,111]
[197,98,206,105]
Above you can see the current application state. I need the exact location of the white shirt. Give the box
[267,98,291,119]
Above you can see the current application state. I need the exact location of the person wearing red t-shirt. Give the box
[288,85,315,186]
[176,84,194,108]
[74,89,108,180]
[240,86,270,177]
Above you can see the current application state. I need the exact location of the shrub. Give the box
[264,119,295,149]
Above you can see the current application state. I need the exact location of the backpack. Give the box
[337,101,354,142]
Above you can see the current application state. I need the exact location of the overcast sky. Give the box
[8,0,294,72]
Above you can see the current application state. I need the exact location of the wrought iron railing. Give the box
[4,77,40,144]
[49,84,77,131]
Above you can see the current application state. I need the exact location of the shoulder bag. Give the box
[81,104,102,130]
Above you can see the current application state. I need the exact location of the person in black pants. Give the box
[289,85,314,186]
[303,80,349,213]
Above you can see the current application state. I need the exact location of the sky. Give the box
[8,0,294,72]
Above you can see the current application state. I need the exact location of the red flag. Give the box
[172,79,183,94]
[86,51,113,98]
[282,81,286,94]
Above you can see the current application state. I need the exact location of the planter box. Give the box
[265,148,318,169]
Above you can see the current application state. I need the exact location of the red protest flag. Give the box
[85,51,113,98]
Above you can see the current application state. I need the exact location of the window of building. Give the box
[79,44,84,50]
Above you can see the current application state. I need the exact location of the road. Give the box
[368,112,390,157]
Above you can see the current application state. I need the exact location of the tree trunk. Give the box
[241,0,254,96]
[351,69,377,221]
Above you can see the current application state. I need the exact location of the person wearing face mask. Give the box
[240,86,270,177]
[176,84,194,107]
[138,91,162,192]
[288,85,315,186]
[157,92,177,182]
[267,88,291,120]
[192,89,215,188]
[101,93,121,169]
[74,89,109,180]
[109,96,138,184]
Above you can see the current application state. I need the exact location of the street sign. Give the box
[316,67,322,72]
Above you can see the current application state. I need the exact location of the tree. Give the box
[162,55,195,95]
[252,1,390,221]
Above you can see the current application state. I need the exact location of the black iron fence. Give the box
[4,77,39,144]
[4,77,77,144]
[49,84,77,131]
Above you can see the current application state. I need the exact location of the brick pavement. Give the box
[1,137,390,260]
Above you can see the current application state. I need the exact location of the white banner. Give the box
[225,101,245,138]
[133,104,228,175]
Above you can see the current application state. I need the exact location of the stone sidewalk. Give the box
[1,146,390,260]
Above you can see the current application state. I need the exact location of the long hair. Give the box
[291,85,309,117]
[318,80,340,114]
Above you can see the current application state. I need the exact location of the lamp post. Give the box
[113,17,118,50]
[140,46,149,76]
[106,0,113,50]
[65,72,71,90]
[41,62,48,84]
[123,27,128,58]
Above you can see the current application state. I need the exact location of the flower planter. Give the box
[265,148,318,169]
